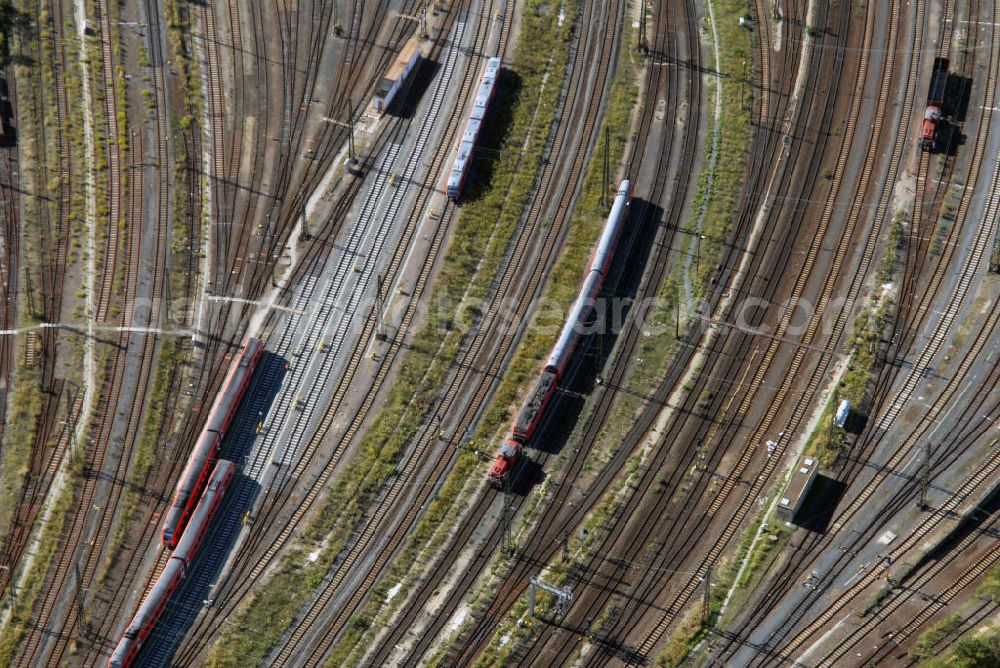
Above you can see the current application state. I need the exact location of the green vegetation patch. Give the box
[919,623,1000,668]
[978,562,1000,602]
[0,450,82,664]
[689,0,753,304]
[0,359,42,542]
[162,0,201,118]
[910,613,962,661]
[656,603,708,668]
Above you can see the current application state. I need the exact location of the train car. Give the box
[590,180,633,275]
[109,460,236,668]
[921,58,949,151]
[447,57,501,200]
[512,370,559,442]
[161,430,221,547]
[107,559,185,668]
[172,459,235,565]
[203,337,265,434]
[487,181,632,486]
[373,37,423,115]
[162,338,262,547]
[488,438,522,485]
[546,180,632,378]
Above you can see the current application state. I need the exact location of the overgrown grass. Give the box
[0,359,41,541]
[465,449,647,666]
[0,447,83,663]
[656,603,707,668]
[881,210,906,282]
[689,0,753,304]
[162,0,201,119]
[804,240,893,467]
[910,613,962,661]
[734,515,791,588]
[978,561,1000,602]
[655,553,739,667]
[919,621,1000,668]
[0,0,47,550]
[206,2,576,664]
[161,0,204,321]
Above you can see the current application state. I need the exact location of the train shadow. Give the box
[136,474,262,667]
[392,56,442,119]
[939,73,973,156]
[0,76,15,146]
[946,72,973,124]
[510,457,547,494]
[224,350,288,463]
[454,69,522,205]
[910,481,1000,570]
[794,474,846,533]
[517,199,662,475]
[133,351,287,666]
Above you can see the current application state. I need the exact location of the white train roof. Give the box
[448,58,502,194]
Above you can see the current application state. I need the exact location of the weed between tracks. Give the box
[916,616,1000,667]
[0,445,83,664]
[686,0,752,306]
[163,0,205,316]
[0,358,40,544]
[206,0,577,664]
[593,0,755,462]
[910,613,962,661]
[80,0,129,318]
[979,562,1000,602]
[0,0,87,566]
[803,222,897,467]
[162,0,201,120]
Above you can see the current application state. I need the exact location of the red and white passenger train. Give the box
[109,460,236,668]
[488,180,633,485]
[161,338,262,547]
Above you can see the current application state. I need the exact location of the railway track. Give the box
[0,0,79,610]
[741,9,1000,658]
[169,0,636,660]
[89,0,410,658]
[277,0,651,663]
[410,0,832,660]
[91,0,125,324]
[708,0,1000,662]
[399,0,706,663]
[864,554,1000,664]
[817,466,1000,665]
[514,1,872,662]
[481,0,928,660]
[234,6,504,656]
[482,3,708,664]
[81,9,426,652]
[571,0,931,658]
[65,0,188,660]
[150,0,508,660]
[430,0,812,664]
[0,83,22,592]
[17,0,180,660]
